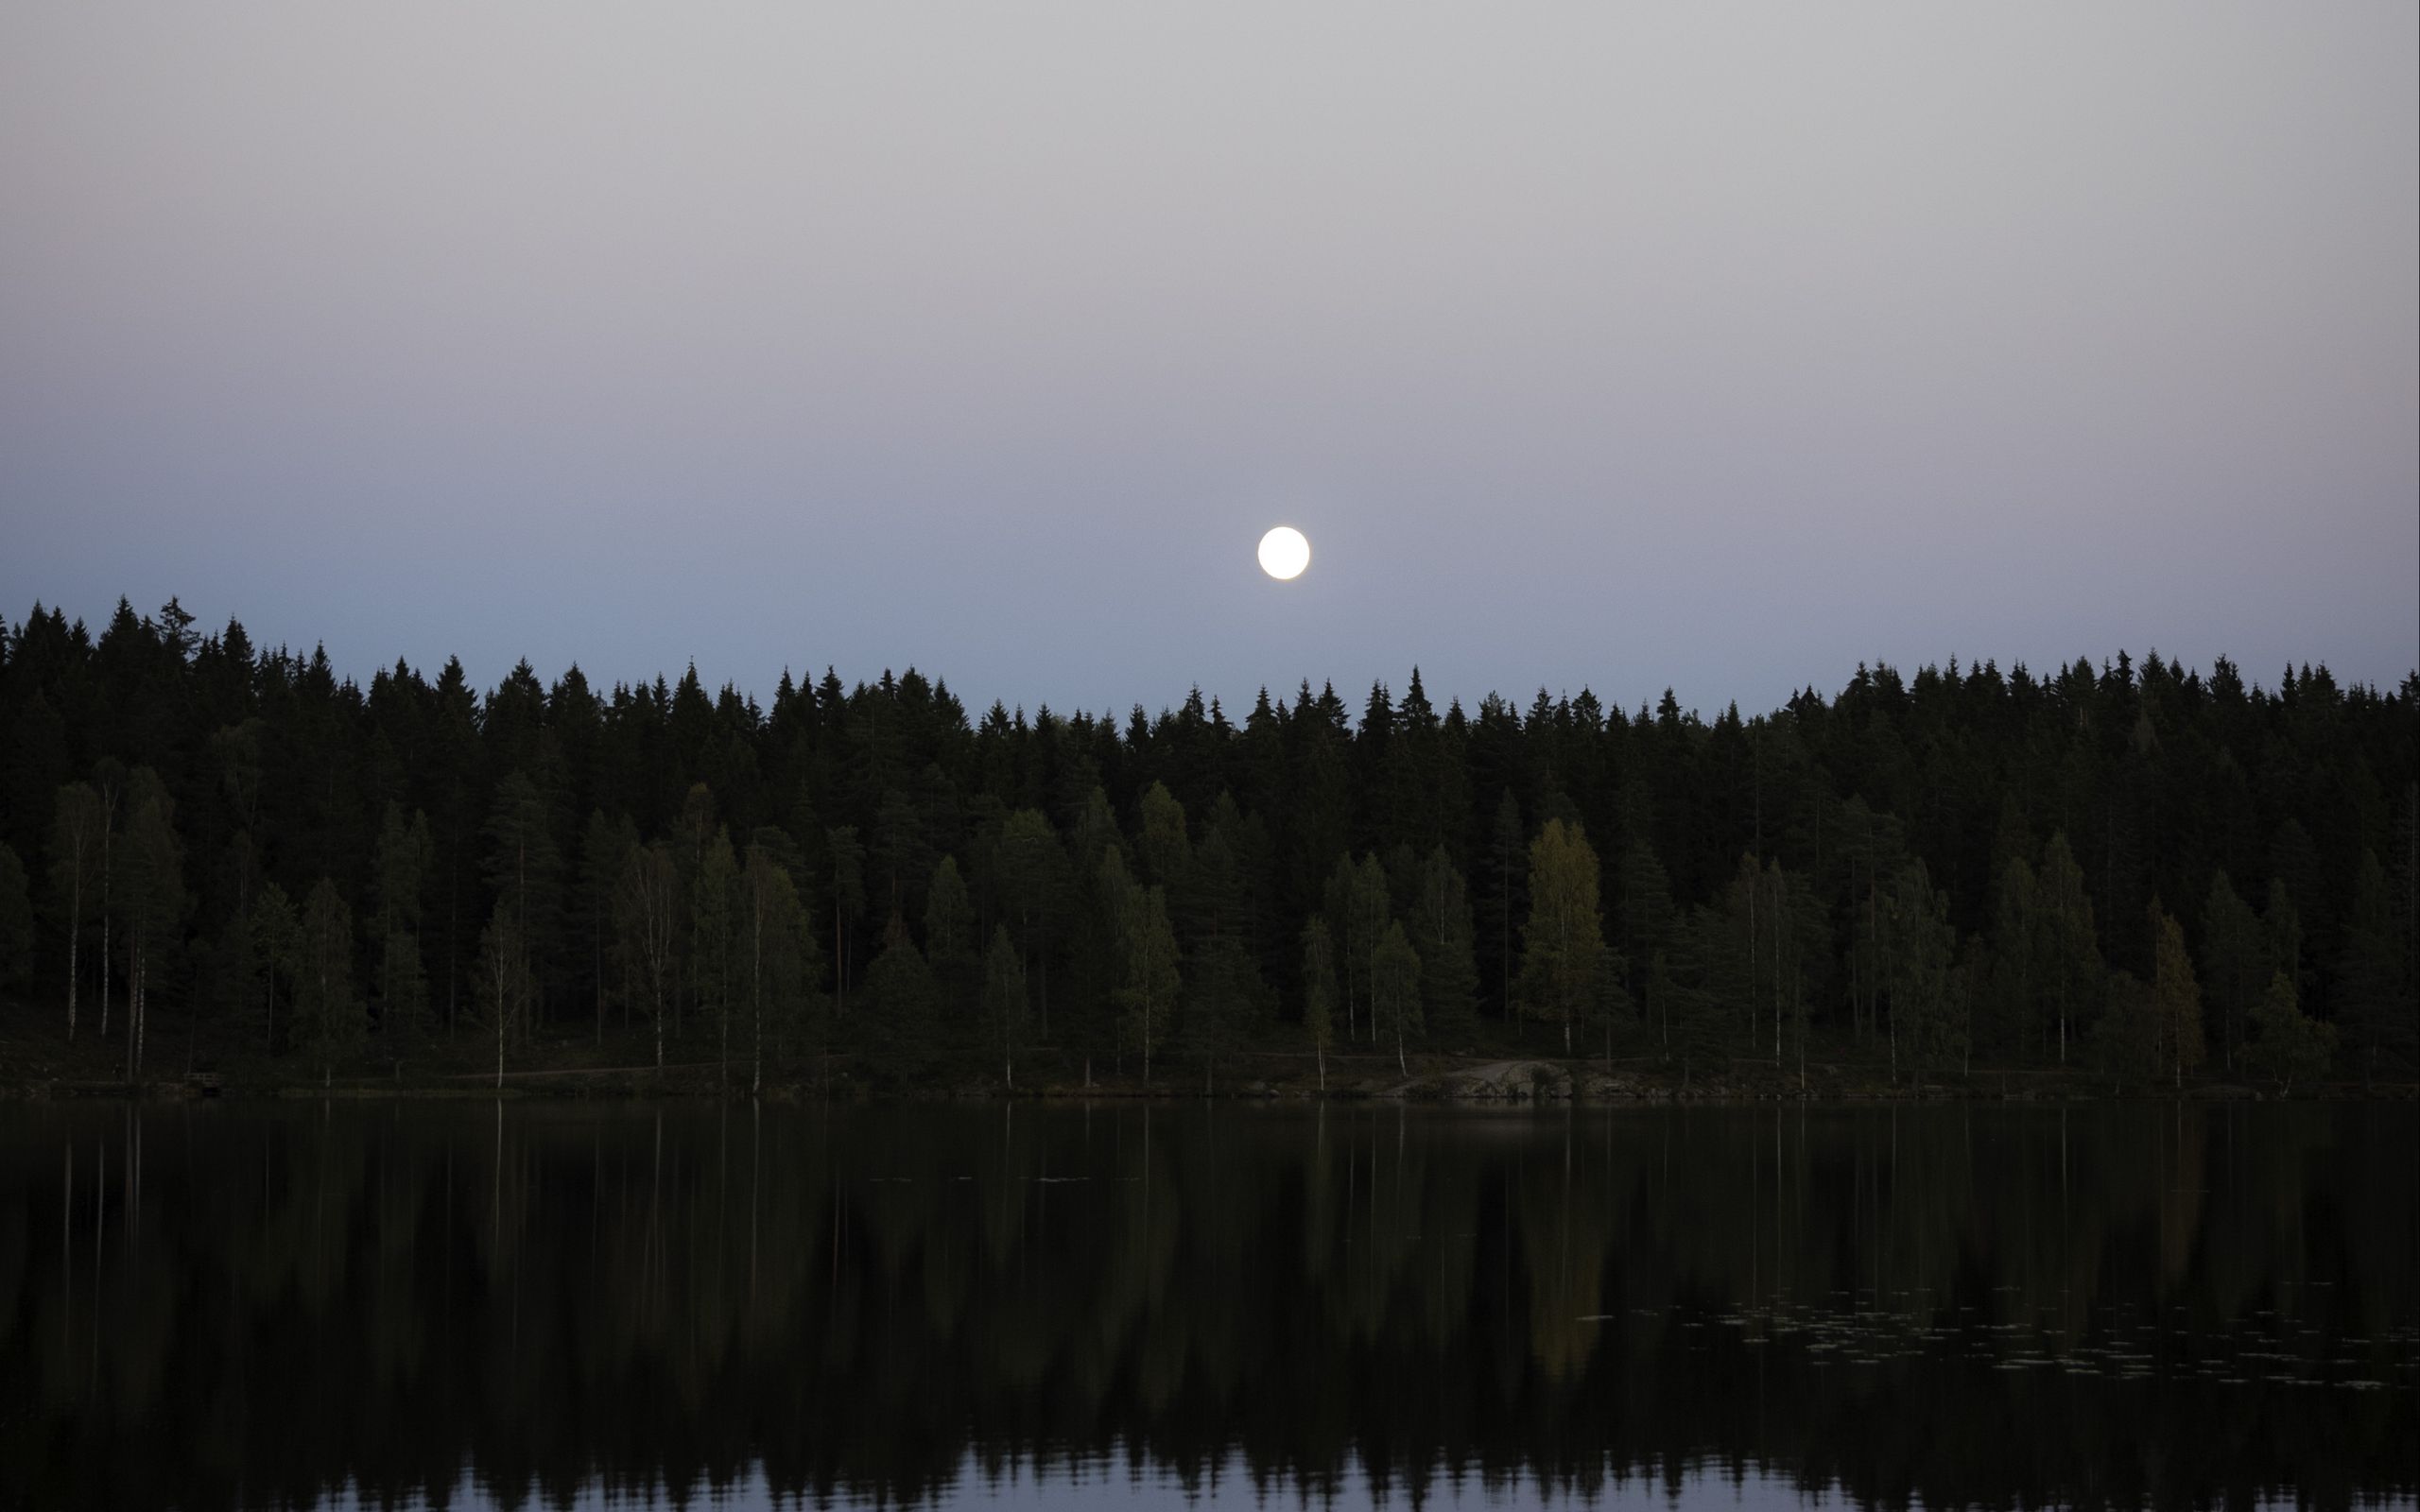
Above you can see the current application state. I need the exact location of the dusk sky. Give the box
[4,6,2413,719]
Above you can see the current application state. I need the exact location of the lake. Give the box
[1,1099,2412,1509]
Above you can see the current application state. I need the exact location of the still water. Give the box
[1,1100,2412,1510]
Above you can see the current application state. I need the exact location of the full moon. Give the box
[1257,525,1311,580]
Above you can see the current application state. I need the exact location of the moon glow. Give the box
[1257,526,1311,580]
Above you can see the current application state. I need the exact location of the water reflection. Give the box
[1,1101,2412,1510]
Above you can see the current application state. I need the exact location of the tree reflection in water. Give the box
[0,1101,2411,1510]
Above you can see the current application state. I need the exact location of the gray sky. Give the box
[4,5,2413,717]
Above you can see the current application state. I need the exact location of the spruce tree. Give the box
[613,842,680,1070]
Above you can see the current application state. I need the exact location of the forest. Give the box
[0,596,2411,1092]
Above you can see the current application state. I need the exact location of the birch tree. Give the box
[1301,917,1337,1091]
[1521,818,1605,1056]
[2036,833,2100,1064]
[295,877,363,1087]
[1371,920,1423,1074]
[118,772,182,1082]
[251,882,299,1054]
[49,782,105,1040]
[477,899,533,1089]
[742,843,810,1094]
[694,827,737,1087]
[614,841,680,1070]
[1111,863,1180,1087]
[982,924,1028,1088]
[826,825,864,1016]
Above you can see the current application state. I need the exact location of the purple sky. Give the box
[4,7,2413,718]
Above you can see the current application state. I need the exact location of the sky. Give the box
[3,5,2413,721]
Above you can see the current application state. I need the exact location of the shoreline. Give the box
[7,1056,2410,1105]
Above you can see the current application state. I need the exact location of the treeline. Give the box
[0,596,2411,1089]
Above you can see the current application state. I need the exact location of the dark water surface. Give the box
[1,1100,2413,1510]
